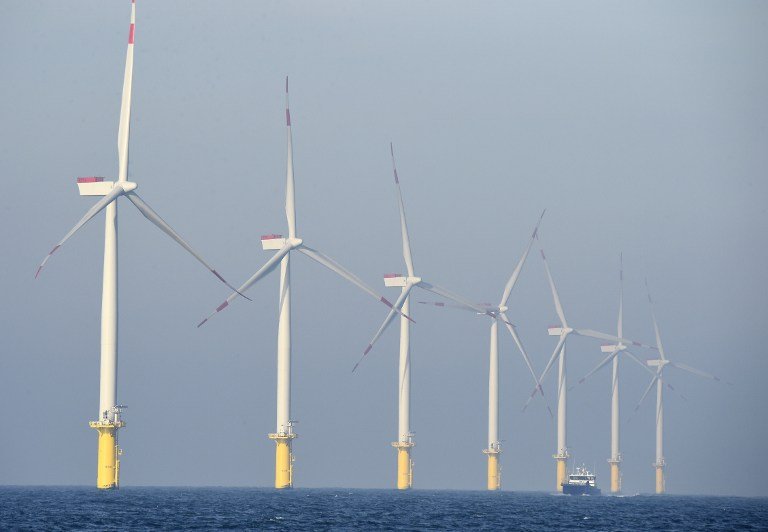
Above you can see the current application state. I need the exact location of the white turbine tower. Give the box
[636,279,723,494]
[36,0,243,489]
[417,213,546,490]
[198,80,409,489]
[573,254,659,494]
[352,144,525,489]
[527,246,656,492]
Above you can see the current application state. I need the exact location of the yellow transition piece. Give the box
[483,449,500,491]
[392,443,414,490]
[655,466,665,494]
[610,462,621,493]
[270,433,296,489]
[555,457,567,493]
[89,420,123,489]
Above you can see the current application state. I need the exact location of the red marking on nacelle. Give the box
[77,177,104,183]
[261,234,283,240]
[383,273,403,278]
[128,24,135,44]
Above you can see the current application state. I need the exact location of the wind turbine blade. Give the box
[499,209,545,307]
[618,253,624,339]
[197,244,291,327]
[117,0,136,183]
[539,248,568,328]
[354,284,414,372]
[624,350,660,379]
[285,77,297,238]
[573,329,656,350]
[634,374,659,412]
[539,333,568,387]
[36,185,125,278]
[126,192,249,298]
[297,245,413,322]
[500,311,541,394]
[417,281,489,315]
[669,361,720,381]
[523,333,567,411]
[646,278,666,360]
[417,300,487,312]
[576,351,618,386]
[390,143,415,277]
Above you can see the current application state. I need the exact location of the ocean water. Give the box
[1,487,766,531]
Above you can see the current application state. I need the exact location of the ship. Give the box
[561,466,601,496]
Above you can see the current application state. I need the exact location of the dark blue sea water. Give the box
[1,487,766,531]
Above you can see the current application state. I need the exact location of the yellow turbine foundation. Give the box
[555,456,568,492]
[89,420,123,489]
[609,461,621,494]
[483,449,500,490]
[392,442,414,490]
[269,433,296,489]
[655,465,665,494]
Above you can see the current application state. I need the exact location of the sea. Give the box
[1,487,766,531]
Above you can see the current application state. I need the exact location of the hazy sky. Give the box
[1,1,766,496]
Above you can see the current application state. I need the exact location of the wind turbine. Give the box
[527,246,656,492]
[416,213,546,490]
[36,0,243,490]
[572,254,658,494]
[351,144,524,489]
[198,79,409,489]
[636,279,723,494]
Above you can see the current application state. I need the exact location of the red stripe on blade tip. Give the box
[216,301,229,312]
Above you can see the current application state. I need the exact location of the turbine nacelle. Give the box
[548,326,572,336]
[647,359,669,367]
[261,234,302,250]
[601,343,627,353]
[383,274,421,287]
[76,178,137,196]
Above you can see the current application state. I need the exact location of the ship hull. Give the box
[562,483,601,496]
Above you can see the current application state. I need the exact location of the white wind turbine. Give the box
[416,213,547,491]
[572,254,659,494]
[198,79,409,489]
[526,245,656,492]
[36,0,243,490]
[350,144,532,489]
[636,279,723,494]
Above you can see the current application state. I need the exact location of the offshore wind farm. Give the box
[2,2,767,526]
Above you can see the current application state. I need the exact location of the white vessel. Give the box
[561,465,601,496]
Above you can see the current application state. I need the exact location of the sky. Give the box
[1,0,766,496]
